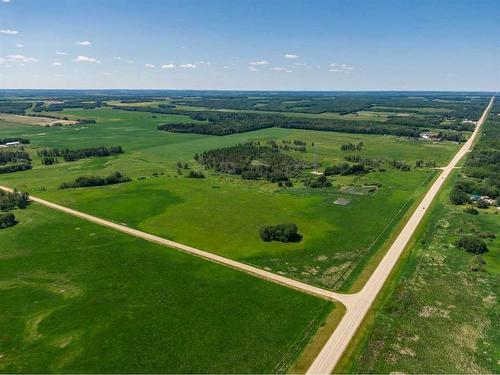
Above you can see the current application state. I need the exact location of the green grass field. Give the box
[0,107,460,291]
[0,203,335,373]
[342,173,499,373]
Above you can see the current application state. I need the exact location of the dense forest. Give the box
[195,142,305,182]
[59,171,131,189]
[37,146,123,163]
[32,99,103,112]
[0,101,33,114]
[155,110,424,137]
[169,95,489,118]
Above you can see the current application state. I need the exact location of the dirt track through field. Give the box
[0,96,494,374]
[0,184,352,305]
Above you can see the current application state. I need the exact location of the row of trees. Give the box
[341,142,364,151]
[37,146,123,162]
[59,171,131,189]
[324,163,368,176]
[0,150,31,164]
[0,149,32,174]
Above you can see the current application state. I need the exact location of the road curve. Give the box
[0,184,352,305]
[306,96,495,374]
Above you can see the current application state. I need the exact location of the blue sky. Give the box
[0,0,498,90]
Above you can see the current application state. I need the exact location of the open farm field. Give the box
[0,105,461,291]
[0,113,78,126]
[0,203,335,373]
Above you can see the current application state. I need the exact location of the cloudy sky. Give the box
[0,0,498,90]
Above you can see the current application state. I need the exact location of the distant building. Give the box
[462,119,477,125]
[420,132,436,140]
[334,198,351,206]
[4,141,20,147]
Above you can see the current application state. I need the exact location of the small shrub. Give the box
[476,199,489,209]
[0,212,16,229]
[454,235,488,254]
[187,170,205,179]
[463,206,479,215]
[469,255,486,272]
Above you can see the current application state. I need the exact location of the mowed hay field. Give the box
[0,204,335,373]
[341,173,499,374]
[0,107,460,291]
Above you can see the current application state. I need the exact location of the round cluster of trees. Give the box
[259,223,302,243]
[0,212,16,229]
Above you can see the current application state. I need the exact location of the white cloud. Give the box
[7,54,38,63]
[0,57,5,64]
[195,61,212,66]
[0,29,18,34]
[16,43,23,48]
[77,41,91,46]
[144,63,155,68]
[329,63,355,73]
[180,63,197,68]
[294,62,306,66]
[113,56,121,60]
[249,60,269,65]
[271,67,292,73]
[73,55,100,63]
[52,62,62,66]
[161,64,176,69]
[127,60,135,64]
[56,51,67,55]
[2,0,12,3]
[284,54,299,59]
[249,66,258,72]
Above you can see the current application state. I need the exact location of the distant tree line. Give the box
[0,101,33,114]
[37,146,123,163]
[32,99,103,112]
[0,138,30,145]
[59,171,131,189]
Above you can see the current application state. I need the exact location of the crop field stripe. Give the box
[306,96,495,374]
[0,184,351,305]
